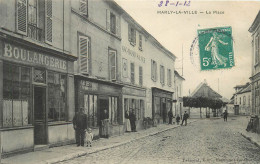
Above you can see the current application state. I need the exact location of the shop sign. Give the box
[1,42,67,70]
[122,45,145,63]
[80,80,98,91]
[123,87,146,97]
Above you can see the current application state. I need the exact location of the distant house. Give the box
[234,83,251,115]
[173,71,185,117]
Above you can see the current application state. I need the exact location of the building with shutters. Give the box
[120,7,176,127]
[249,10,260,133]
[173,71,185,118]
[0,0,77,156]
[71,0,125,138]
[234,83,251,115]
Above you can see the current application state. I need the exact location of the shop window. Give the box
[109,49,117,80]
[83,94,97,127]
[79,35,90,74]
[167,69,172,87]
[160,65,165,85]
[139,66,143,86]
[109,96,118,124]
[2,63,32,128]
[130,62,135,84]
[151,60,157,82]
[139,34,143,51]
[79,0,88,16]
[128,24,136,46]
[48,72,66,122]
[106,10,119,36]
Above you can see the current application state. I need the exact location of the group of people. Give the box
[125,110,137,132]
[168,110,190,126]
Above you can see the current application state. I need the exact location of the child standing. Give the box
[85,128,93,147]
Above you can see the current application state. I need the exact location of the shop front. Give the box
[152,87,173,124]
[122,85,146,131]
[0,38,76,156]
[74,76,123,139]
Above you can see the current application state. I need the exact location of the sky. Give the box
[114,0,260,99]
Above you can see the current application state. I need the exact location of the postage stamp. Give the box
[197,26,234,70]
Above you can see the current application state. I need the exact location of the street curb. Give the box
[44,120,197,164]
[240,133,260,149]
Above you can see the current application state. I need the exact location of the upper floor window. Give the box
[239,97,241,105]
[79,0,88,16]
[139,66,143,86]
[248,95,250,106]
[109,49,117,81]
[167,69,172,86]
[243,96,246,105]
[151,60,157,82]
[128,24,136,46]
[255,34,260,65]
[130,62,135,84]
[139,34,143,51]
[79,35,90,74]
[16,0,52,43]
[160,65,165,85]
[106,10,119,36]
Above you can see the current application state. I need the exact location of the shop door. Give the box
[234,105,239,115]
[34,87,48,145]
[99,98,109,137]
[162,103,167,123]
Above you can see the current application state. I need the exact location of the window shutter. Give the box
[128,24,131,42]
[131,63,135,84]
[116,15,119,36]
[17,0,27,35]
[155,61,157,81]
[151,60,153,80]
[79,0,88,15]
[109,50,116,80]
[45,0,52,44]
[139,66,143,86]
[133,29,136,45]
[79,36,89,74]
[106,9,110,31]
[139,34,142,50]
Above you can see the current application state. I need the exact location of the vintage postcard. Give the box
[0,0,259,163]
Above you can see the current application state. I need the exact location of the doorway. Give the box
[34,86,48,145]
[162,102,166,123]
[99,98,109,137]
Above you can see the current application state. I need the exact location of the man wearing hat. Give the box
[73,107,87,146]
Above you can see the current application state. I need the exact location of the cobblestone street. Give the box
[59,117,260,164]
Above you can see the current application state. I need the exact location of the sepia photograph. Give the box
[0,0,259,163]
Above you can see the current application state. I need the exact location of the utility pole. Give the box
[182,44,183,76]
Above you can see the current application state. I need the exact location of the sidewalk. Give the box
[236,116,260,148]
[2,119,197,164]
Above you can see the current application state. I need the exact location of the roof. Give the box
[174,71,185,80]
[237,83,251,94]
[249,10,260,33]
[190,80,222,99]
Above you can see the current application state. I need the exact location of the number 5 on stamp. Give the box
[197,27,234,70]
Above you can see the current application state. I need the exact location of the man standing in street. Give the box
[181,111,189,126]
[168,110,173,124]
[73,107,87,146]
[223,110,228,122]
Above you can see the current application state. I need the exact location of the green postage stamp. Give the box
[197,27,234,70]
